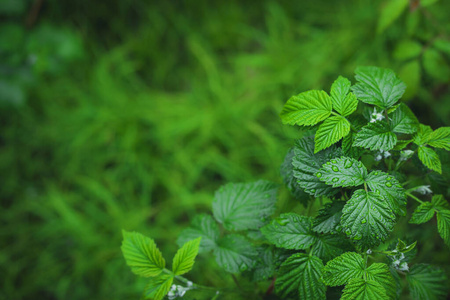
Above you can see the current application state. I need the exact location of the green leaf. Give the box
[377,0,409,34]
[342,131,365,159]
[437,210,450,247]
[341,278,389,300]
[365,263,397,299]
[121,230,165,277]
[330,76,358,116]
[275,253,326,300]
[313,201,346,234]
[318,156,367,187]
[292,137,341,197]
[310,234,348,262]
[352,66,406,109]
[407,264,448,300]
[176,214,219,253]
[314,116,351,153]
[172,237,201,276]
[341,190,395,247]
[428,127,450,150]
[418,146,442,174]
[394,139,413,150]
[354,122,397,151]
[280,148,309,205]
[142,273,174,300]
[261,213,316,250]
[432,195,450,211]
[423,48,450,82]
[280,90,332,126]
[389,103,419,134]
[414,124,433,146]
[366,171,407,216]
[252,246,276,282]
[214,234,257,274]
[322,252,365,286]
[212,180,278,231]
[393,40,423,61]
[433,38,450,55]
[409,202,435,224]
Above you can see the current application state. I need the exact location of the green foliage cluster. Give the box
[2,1,450,299]
[124,66,450,299]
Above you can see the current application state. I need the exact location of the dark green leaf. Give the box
[366,170,406,216]
[212,180,278,231]
[377,0,409,34]
[177,214,220,253]
[280,148,309,204]
[292,137,341,197]
[437,210,450,247]
[313,201,346,234]
[322,252,365,286]
[341,190,395,247]
[261,213,316,250]
[318,156,367,187]
[252,246,275,282]
[311,234,348,262]
[407,264,448,300]
[275,253,326,300]
[214,234,257,274]
[354,121,397,151]
[365,263,397,299]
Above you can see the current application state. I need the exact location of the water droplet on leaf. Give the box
[361,219,367,224]
[316,172,322,178]
[385,182,393,187]
[332,178,339,182]
[332,166,339,172]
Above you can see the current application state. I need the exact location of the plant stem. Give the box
[405,192,424,204]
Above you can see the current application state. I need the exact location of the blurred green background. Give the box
[1,0,449,299]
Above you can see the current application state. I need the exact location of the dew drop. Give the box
[376,189,381,194]
[332,178,339,182]
[331,159,337,164]
[316,172,322,178]
[277,218,289,226]
[265,194,270,198]
[361,219,367,224]
[344,160,353,169]
[385,182,393,187]
[373,171,379,175]
[345,229,352,236]
[353,234,362,240]
[326,162,331,165]
[332,166,339,172]
[239,263,248,272]
[387,176,393,181]
[310,189,316,193]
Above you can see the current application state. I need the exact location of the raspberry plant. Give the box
[122,66,450,300]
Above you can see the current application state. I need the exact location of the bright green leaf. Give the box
[366,171,406,216]
[330,76,358,116]
[377,0,409,34]
[142,273,174,300]
[322,252,365,286]
[292,137,341,197]
[214,234,257,274]
[414,124,433,146]
[318,156,367,187]
[313,201,346,234]
[409,202,435,224]
[121,230,165,278]
[389,103,419,134]
[261,213,316,250]
[365,263,397,299]
[275,253,326,300]
[352,66,406,109]
[310,234,348,262]
[407,264,448,300]
[172,237,201,276]
[341,278,389,300]
[341,190,395,247]
[176,214,219,253]
[433,38,450,55]
[212,180,278,231]
[280,90,332,126]
[418,146,442,174]
[432,195,450,211]
[437,210,450,247]
[354,122,397,151]
[314,116,351,153]
[427,127,450,150]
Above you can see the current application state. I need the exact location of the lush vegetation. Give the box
[1,0,449,299]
